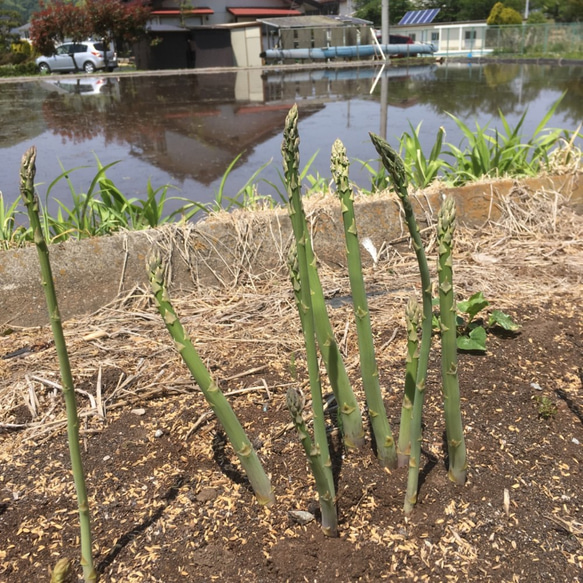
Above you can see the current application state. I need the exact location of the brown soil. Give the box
[1,185,583,582]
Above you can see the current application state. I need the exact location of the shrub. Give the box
[0,61,38,77]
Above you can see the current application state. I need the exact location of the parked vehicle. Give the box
[36,42,118,74]
[41,77,121,98]
[371,32,420,56]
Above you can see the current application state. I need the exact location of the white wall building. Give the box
[394,21,490,56]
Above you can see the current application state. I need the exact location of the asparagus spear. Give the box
[147,251,275,506]
[282,104,336,508]
[20,147,97,583]
[369,134,434,513]
[286,388,338,537]
[437,196,467,485]
[288,241,365,450]
[331,139,397,468]
[397,296,421,468]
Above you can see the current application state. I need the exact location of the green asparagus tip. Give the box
[369,132,408,192]
[330,139,349,184]
[50,558,73,583]
[438,196,457,235]
[19,146,37,206]
[286,387,305,418]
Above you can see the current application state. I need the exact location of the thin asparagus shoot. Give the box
[289,241,365,450]
[286,388,338,537]
[20,146,97,583]
[397,296,421,468]
[147,251,275,506]
[331,139,397,468]
[282,104,335,501]
[369,133,433,512]
[437,196,467,485]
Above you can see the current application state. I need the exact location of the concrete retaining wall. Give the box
[1,173,581,328]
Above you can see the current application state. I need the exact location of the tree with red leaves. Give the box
[85,0,151,68]
[30,0,151,69]
[30,1,90,70]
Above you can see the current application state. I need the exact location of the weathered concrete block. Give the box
[1,173,580,328]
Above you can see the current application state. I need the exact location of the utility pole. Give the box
[524,0,530,19]
[381,0,389,45]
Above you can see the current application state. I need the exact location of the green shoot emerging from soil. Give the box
[437,196,467,486]
[369,132,434,513]
[331,138,396,467]
[147,250,275,507]
[20,146,97,583]
[282,105,337,530]
[286,388,338,537]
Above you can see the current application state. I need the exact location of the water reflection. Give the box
[0,62,581,211]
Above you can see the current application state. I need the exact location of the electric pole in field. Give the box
[381,0,389,45]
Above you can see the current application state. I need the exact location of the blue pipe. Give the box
[261,43,437,60]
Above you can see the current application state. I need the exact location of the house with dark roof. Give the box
[136,1,358,69]
[147,1,355,28]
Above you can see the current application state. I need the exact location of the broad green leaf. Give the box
[457,326,487,352]
[457,291,489,323]
[488,309,520,331]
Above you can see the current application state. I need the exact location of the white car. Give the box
[36,41,118,74]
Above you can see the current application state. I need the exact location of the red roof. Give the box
[228,8,302,17]
[152,8,214,16]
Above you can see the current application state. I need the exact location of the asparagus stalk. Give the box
[282,104,335,503]
[20,147,97,583]
[397,296,420,468]
[286,388,338,537]
[288,240,365,449]
[331,139,397,468]
[147,251,275,506]
[369,134,433,513]
[437,197,467,485]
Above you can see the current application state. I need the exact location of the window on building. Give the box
[431,32,439,42]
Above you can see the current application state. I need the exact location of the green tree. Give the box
[557,0,583,21]
[487,2,523,23]
[30,0,89,67]
[30,0,150,66]
[434,0,463,22]
[85,0,151,68]
[0,0,22,52]
[526,11,548,23]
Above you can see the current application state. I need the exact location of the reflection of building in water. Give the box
[128,101,323,185]
[123,66,439,184]
[40,65,444,185]
[35,64,451,187]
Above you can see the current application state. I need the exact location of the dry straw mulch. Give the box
[1,179,583,444]
[1,178,583,582]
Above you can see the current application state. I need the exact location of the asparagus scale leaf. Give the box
[147,251,275,506]
[437,197,467,485]
[331,139,397,468]
[20,147,97,583]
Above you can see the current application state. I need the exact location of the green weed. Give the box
[432,291,520,352]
